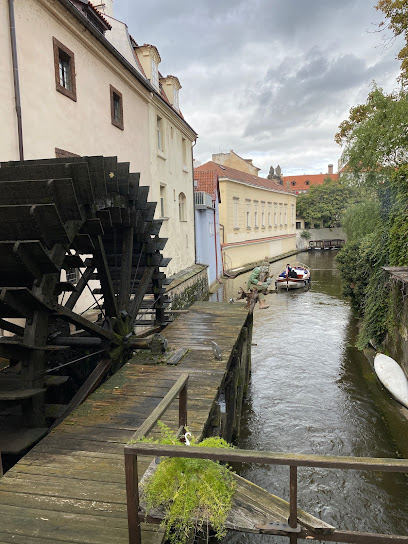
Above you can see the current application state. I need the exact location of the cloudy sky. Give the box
[114,1,402,177]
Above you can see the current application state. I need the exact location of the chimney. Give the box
[328,164,334,175]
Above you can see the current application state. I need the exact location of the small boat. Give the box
[374,353,408,409]
[275,264,311,290]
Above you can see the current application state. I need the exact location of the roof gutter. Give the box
[8,0,24,161]
[57,0,197,137]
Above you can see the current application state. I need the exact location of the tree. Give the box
[376,0,408,84]
[296,177,356,228]
[335,86,408,184]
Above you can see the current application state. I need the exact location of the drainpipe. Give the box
[213,199,220,282]
[8,0,24,161]
[191,138,197,265]
[219,224,225,273]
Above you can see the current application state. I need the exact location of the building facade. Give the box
[195,152,297,271]
[194,170,223,287]
[1,0,197,279]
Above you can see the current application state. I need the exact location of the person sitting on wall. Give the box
[247,266,271,309]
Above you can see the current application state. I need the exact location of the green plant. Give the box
[136,423,236,544]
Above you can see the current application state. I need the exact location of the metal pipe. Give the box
[8,0,24,161]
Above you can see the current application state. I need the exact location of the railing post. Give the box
[125,452,141,544]
[179,376,188,429]
[289,465,298,544]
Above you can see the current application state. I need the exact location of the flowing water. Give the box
[213,251,408,543]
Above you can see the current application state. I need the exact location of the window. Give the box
[173,87,180,111]
[209,221,214,236]
[53,37,77,101]
[182,138,187,168]
[261,202,265,227]
[291,181,296,186]
[179,192,186,221]
[284,204,287,225]
[246,201,251,228]
[267,203,272,227]
[291,204,295,225]
[151,58,159,90]
[160,184,166,217]
[157,116,163,151]
[66,268,79,284]
[233,198,239,229]
[274,203,278,227]
[305,180,310,186]
[296,221,302,230]
[254,201,258,228]
[110,85,124,130]
[279,204,283,226]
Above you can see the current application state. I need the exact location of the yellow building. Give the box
[195,151,297,271]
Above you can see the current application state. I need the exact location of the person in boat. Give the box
[247,265,271,309]
[284,263,298,279]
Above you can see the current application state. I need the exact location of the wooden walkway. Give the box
[0,301,250,544]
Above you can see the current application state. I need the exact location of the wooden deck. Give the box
[0,301,250,544]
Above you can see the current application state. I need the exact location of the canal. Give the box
[214,250,408,542]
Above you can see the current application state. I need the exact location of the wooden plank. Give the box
[0,427,48,454]
[91,235,119,318]
[50,358,113,430]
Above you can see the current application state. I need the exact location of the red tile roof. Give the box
[194,170,220,202]
[88,1,112,30]
[282,172,338,192]
[195,162,293,195]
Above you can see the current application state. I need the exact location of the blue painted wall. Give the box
[195,198,223,286]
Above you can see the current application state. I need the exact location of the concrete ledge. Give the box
[226,249,305,278]
[166,264,209,310]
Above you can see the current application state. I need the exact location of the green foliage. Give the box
[137,423,236,544]
[296,177,357,227]
[375,0,408,84]
[341,197,382,242]
[300,229,312,241]
[336,86,408,182]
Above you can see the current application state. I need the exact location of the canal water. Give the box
[214,250,408,543]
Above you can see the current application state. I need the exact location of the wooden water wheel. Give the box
[0,156,169,457]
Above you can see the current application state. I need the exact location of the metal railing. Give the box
[194,191,214,209]
[124,374,408,544]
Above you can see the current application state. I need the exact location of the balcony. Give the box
[194,191,214,209]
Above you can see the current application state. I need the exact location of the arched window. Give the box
[179,192,186,221]
[291,181,296,186]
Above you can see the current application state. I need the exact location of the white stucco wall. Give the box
[148,101,196,277]
[0,1,20,162]
[1,0,151,181]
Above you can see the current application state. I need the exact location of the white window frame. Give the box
[151,58,159,90]
[157,116,163,152]
[246,200,251,228]
[267,203,272,227]
[254,201,258,228]
[179,192,186,221]
[233,198,239,229]
[274,203,278,227]
[160,184,166,217]
[261,201,265,227]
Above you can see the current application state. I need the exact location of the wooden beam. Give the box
[53,304,119,344]
[91,235,119,318]
[118,227,134,313]
[65,265,95,310]
[129,267,154,322]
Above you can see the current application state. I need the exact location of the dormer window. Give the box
[151,59,159,90]
[173,87,179,111]
[291,181,296,186]
[305,180,310,186]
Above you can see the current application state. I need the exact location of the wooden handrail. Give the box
[125,442,408,472]
[124,441,408,544]
[124,372,189,544]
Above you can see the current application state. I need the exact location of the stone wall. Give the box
[383,273,408,376]
[166,264,209,311]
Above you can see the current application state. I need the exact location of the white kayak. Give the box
[374,353,408,409]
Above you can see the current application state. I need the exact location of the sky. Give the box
[114,1,403,177]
